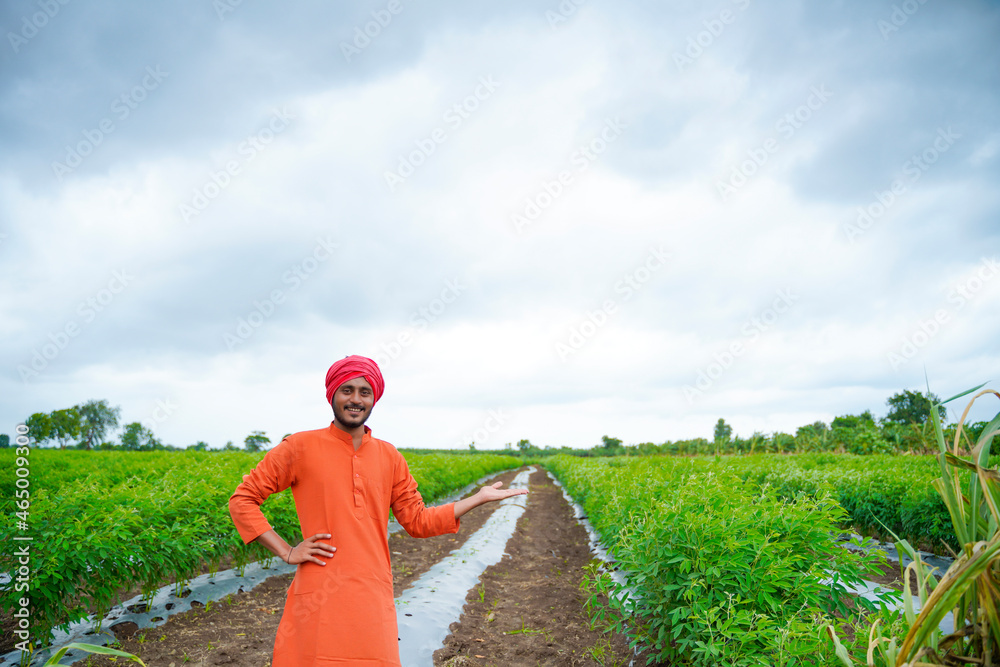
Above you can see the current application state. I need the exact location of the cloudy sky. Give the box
[2,0,998,450]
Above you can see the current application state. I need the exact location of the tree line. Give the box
[4,399,273,452]
[502,389,994,457]
[5,388,990,456]
[693,389,993,457]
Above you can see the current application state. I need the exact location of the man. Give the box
[229,355,525,665]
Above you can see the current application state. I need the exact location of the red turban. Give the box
[325,355,385,406]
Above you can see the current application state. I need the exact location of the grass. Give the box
[39,643,146,667]
[846,384,1000,666]
[586,636,627,667]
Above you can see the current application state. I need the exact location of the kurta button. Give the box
[355,473,359,477]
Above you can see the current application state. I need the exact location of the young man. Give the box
[229,355,525,665]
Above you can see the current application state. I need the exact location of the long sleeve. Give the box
[229,439,296,544]
[389,451,460,539]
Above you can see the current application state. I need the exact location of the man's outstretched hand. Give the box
[454,480,528,519]
[479,481,528,502]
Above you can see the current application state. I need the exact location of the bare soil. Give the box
[433,467,652,667]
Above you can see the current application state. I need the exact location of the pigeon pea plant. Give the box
[548,455,895,666]
[726,453,965,552]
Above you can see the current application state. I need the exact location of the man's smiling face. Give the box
[332,376,375,430]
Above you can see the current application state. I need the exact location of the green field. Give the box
[546,453,964,666]
[3,446,992,664]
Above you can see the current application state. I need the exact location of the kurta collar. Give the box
[328,422,372,450]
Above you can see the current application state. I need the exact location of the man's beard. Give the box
[336,403,371,427]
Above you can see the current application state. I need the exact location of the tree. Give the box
[831,410,876,430]
[770,432,796,453]
[25,412,53,445]
[635,441,661,456]
[795,421,830,452]
[120,422,161,451]
[75,399,121,450]
[713,418,733,443]
[846,422,893,455]
[796,421,829,438]
[25,404,105,449]
[244,431,271,452]
[188,441,210,451]
[831,411,880,454]
[50,408,82,449]
[883,389,946,426]
[0,434,8,448]
[601,435,622,451]
[223,440,238,451]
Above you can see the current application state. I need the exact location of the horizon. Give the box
[12,384,992,452]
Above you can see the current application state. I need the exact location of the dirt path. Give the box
[433,468,648,667]
[71,467,645,666]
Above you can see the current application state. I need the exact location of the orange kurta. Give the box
[229,424,460,666]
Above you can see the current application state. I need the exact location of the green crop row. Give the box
[722,453,969,552]
[546,455,896,666]
[0,449,186,507]
[0,449,519,647]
